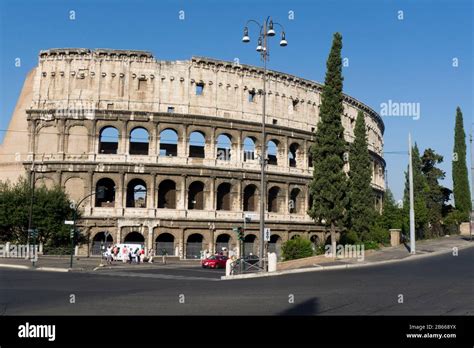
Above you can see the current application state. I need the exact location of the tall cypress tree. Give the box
[452,106,471,221]
[348,111,375,241]
[309,32,349,256]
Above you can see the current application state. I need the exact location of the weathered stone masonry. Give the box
[0,48,385,258]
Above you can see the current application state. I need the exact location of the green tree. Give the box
[0,177,75,246]
[376,189,403,231]
[452,106,471,221]
[403,144,429,239]
[421,148,449,237]
[348,110,376,241]
[309,32,349,256]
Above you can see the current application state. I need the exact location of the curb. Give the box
[0,264,84,272]
[221,242,474,280]
[0,264,31,270]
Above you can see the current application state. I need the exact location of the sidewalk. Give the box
[0,255,200,272]
[222,235,474,280]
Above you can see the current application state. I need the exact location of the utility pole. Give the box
[27,159,36,266]
[470,128,473,241]
[408,133,416,254]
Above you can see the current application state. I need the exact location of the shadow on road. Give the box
[278,297,319,315]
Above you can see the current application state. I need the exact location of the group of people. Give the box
[103,244,155,265]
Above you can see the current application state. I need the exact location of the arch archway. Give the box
[129,127,149,155]
[268,234,282,258]
[126,179,147,208]
[216,183,232,211]
[189,131,206,158]
[95,178,115,207]
[188,181,205,210]
[243,234,257,257]
[243,184,258,212]
[158,180,176,209]
[215,233,231,253]
[160,128,178,157]
[91,232,113,256]
[99,127,119,154]
[124,231,145,243]
[216,134,232,161]
[186,233,204,259]
[268,186,281,213]
[243,137,256,161]
[155,233,175,256]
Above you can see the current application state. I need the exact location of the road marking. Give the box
[88,271,221,281]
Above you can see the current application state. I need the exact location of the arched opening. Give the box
[129,127,149,155]
[308,148,313,168]
[290,234,301,240]
[158,180,176,209]
[243,185,258,212]
[216,183,232,211]
[95,178,116,207]
[91,232,113,256]
[310,235,320,252]
[160,129,178,157]
[289,143,299,168]
[268,186,281,213]
[215,233,231,253]
[124,231,145,243]
[155,233,175,256]
[243,234,257,257]
[268,234,282,258]
[126,179,147,208]
[243,137,256,161]
[267,140,278,165]
[99,127,119,154]
[189,131,206,158]
[188,181,205,210]
[186,233,203,259]
[216,134,232,161]
[289,188,301,214]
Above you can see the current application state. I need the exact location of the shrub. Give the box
[281,237,314,261]
[340,230,359,244]
[367,224,390,246]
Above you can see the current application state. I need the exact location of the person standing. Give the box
[148,248,154,263]
[162,248,168,265]
[122,245,128,263]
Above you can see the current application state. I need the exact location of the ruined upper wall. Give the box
[31,48,384,155]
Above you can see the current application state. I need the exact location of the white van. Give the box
[113,243,144,261]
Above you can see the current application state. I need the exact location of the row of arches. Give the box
[95,177,305,213]
[98,126,310,167]
[91,231,322,259]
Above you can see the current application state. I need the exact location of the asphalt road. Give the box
[0,247,473,315]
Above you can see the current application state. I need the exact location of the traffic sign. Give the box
[264,228,271,241]
[64,220,74,225]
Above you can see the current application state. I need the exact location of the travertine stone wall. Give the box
[0,48,385,258]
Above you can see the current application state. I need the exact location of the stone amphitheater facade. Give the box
[0,48,385,258]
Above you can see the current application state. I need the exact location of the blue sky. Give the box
[0,0,472,202]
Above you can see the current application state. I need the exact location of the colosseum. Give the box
[0,48,385,259]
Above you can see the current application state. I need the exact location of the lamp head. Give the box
[279,31,288,47]
[242,27,250,43]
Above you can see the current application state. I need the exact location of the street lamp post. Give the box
[242,16,288,270]
[69,187,106,268]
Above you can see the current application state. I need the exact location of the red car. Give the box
[201,255,228,269]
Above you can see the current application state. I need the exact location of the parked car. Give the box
[201,255,228,269]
